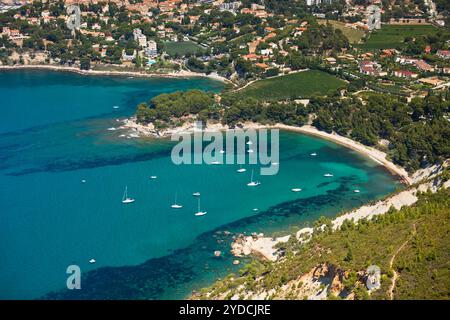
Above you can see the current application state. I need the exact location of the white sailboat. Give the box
[171,192,183,209]
[194,198,207,216]
[122,186,135,204]
[247,169,261,187]
[291,188,302,192]
[89,259,96,264]
[324,173,333,177]
[237,165,246,173]
[310,152,317,156]
[192,192,201,197]
[246,141,253,145]
[353,189,361,193]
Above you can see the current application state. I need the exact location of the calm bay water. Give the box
[0,71,400,299]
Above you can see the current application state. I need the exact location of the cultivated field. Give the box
[358,25,442,50]
[163,41,205,56]
[237,70,347,100]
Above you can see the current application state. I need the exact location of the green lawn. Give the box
[238,70,347,100]
[357,25,443,50]
[318,20,365,44]
[163,41,205,56]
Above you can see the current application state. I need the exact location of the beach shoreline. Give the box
[230,166,448,263]
[0,64,232,84]
[275,124,412,185]
[120,118,412,185]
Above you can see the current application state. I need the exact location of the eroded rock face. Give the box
[231,233,290,261]
[269,263,355,300]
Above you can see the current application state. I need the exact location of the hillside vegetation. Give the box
[317,20,365,44]
[196,186,450,300]
[135,89,449,173]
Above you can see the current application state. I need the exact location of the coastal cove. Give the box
[0,70,401,299]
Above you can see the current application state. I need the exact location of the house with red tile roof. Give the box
[414,60,434,72]
[436,50,450,59]
[393,70,418,79]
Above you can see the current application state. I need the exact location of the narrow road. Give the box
[387,223,417,300]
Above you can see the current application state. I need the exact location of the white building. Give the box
[260,48,273,56]
[122,49,136,61]
[133,28,147,47]
[306,0,333,5]
[367,5,381,31]
[145,40,158,57]
[219,1,241,12]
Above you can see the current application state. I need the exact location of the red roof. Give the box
[395,70,416,77]
[437,50,450,57]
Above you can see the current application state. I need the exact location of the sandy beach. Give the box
[275,124,412,185]
[120,118,412,185]
[0,64,232,83]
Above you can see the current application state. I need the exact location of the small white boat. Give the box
[81,179,86,183]
[193,192,201,197]
[194,198,207,216]
[89,259,96,264]
[211,161,220,165]
[107,127,117,131]
[237,166,246,173]
[353,189,361,193]
[291,188,302,192]
[247,169,261,187]
[252,208,259,212]
[112,105,120,109]
[246,141,253,145]
[122,186,135,204]
[324,173,334,177]
[272,162,279,166]
[247,149,254,153]
[310,152,317,156]
[171,192,183,209]
[195,212,207,216]
[150,176,157,179]
[219,150,225,154]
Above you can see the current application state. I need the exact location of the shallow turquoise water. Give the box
[0,71,401,299]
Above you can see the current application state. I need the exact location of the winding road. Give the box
[387,223,417,300]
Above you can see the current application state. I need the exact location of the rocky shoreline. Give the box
[229,163,448,263]
[0,64,231,83]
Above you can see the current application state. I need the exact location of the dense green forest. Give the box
[135,88,449,173]
[311,93,450,172]
[196,186,450,300]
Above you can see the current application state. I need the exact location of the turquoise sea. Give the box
[0,70,401,299]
